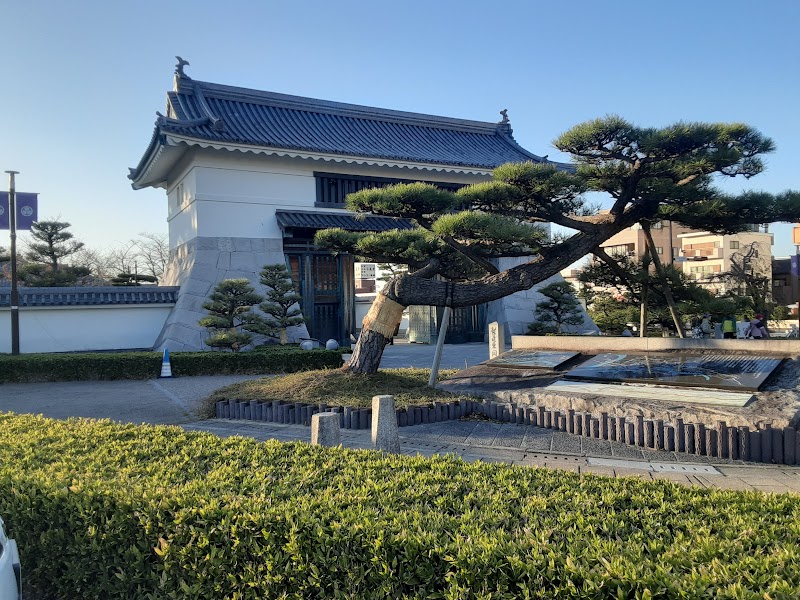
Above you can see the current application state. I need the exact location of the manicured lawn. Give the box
[205,367,473,414]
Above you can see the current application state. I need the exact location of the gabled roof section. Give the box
[130,61,571,188]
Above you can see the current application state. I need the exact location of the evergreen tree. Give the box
[199,279,263,352]
[246,264,305,344]
[19,220,90,286]
[316,116,800,374]
[110,273,158,286]
[530,282,585,333]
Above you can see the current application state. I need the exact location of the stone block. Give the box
[217,252,231,269]
[761,425,773,463]
[343,406,353,429]
[311,412,341,447]
[230,252,258,271]
[666,426,675,452]
[399,411,408,427]
[625,423,635,446]
[372,395,401,453]
[771,428,784,464]
[676,419,685,453]
[182,278,214,297]
[706,429,717,458]
[784,427,797,465]
[233,238,253,252]
[194,249,220,266]
[359,409,371,430]
[190,264,221,283]
[694,423,706,456]
[644,421,654,448]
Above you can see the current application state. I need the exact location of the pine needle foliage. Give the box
[246,264,305,343]
[199,279,263,352]
[532,282,585,333]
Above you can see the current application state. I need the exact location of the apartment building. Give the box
[600,220,694,264]
[677,227,773,294]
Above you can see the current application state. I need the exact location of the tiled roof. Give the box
[0,287,179,307]
[276,210,413,232]
[130,67,569,187]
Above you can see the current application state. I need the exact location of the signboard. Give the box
[793,225,800,246]
[487,350,579,370]
[0,192,38,230]
[564,353,783,392]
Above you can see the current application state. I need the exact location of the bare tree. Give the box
[712,241,773,315]
[134,232,169,280]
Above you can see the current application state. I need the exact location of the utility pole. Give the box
[5,171,20,355]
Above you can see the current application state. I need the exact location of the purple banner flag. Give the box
[0,192,38,230]
[791,255,800,277]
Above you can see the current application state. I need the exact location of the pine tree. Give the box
[531,282,585,334]
[246,264,305,344]
[110,273,158,286]
[315,116,800,374]
[19,220,90,286]
[199,279,263,352]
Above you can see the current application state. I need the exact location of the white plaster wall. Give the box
[0,305,173,353]
[486,257,597,337]
[163,150,493,249]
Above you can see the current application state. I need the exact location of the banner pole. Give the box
[5,170,20,355]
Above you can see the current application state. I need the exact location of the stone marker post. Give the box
[372,395,401,453]
[311,412,341,447]
[489,321,505,360]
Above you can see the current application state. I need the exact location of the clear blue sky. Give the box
[2,0,798,255]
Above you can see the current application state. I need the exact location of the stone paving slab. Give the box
[181,418,800,494]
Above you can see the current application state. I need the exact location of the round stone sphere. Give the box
[325,339,340,351]
[299,340,315,351]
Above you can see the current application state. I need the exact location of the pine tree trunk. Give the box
[642,226,685,338]
[347,328,391,374]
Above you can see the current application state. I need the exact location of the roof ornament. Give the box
[175,56,191,79]
[499,109,509,124]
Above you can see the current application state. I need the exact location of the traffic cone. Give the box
[159,348,173,378]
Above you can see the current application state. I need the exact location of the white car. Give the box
[0,517,21,600]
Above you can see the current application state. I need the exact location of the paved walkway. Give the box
[2,343,799,493]
[184,418,800,494]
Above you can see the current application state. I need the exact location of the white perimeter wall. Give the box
[0,305,173,353]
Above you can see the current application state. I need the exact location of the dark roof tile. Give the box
[0,287,179,307]
[275,211,413,232]
[130,73,571,186]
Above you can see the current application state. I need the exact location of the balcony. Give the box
[680,248,722,260]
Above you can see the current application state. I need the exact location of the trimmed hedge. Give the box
[0,347,342,383]
[1,414,799,599]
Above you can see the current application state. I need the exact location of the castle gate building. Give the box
[129,61,584,350]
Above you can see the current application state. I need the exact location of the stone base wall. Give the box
[511,335,800,354]
[155,236,309,351]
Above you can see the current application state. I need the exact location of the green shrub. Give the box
[1,414,799,599]
[0,348,342,383]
